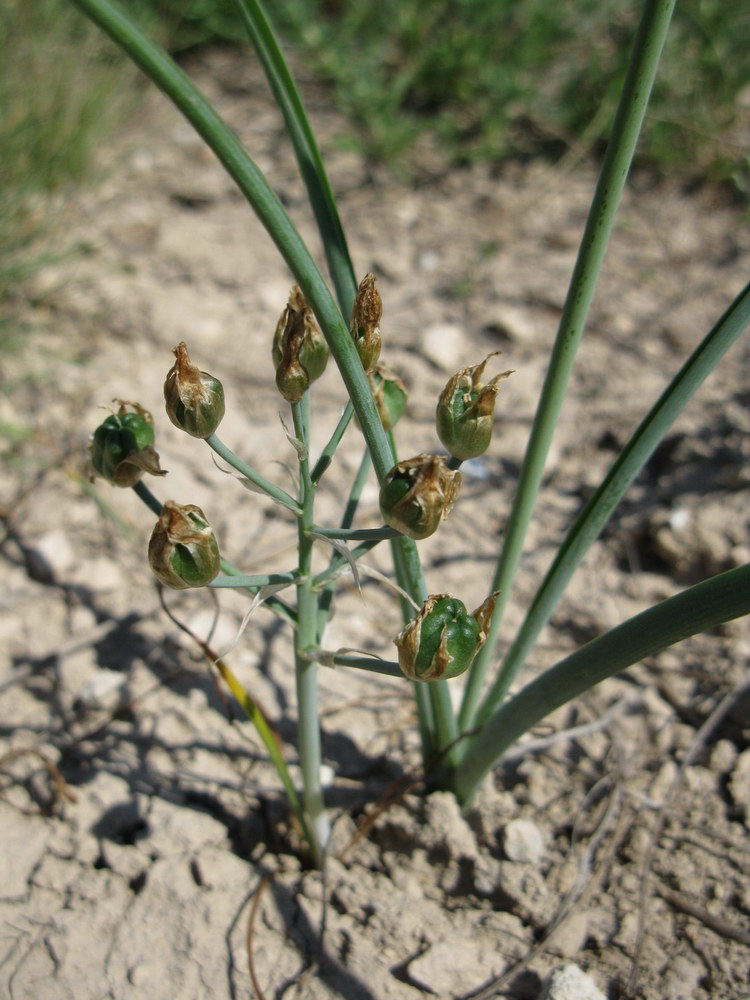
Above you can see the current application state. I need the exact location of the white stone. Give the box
[320,763,336,788]
[418,250,441,272]
[76,557,124,593]
[27,530,76,580]
[408,932,505,995]
[421,323,468,371]
[503,818,545,864]
[74,669,127,710]
[710,738,737,774]
[541,964,606,1000]
[549,910,591,958]
[487,304,537,344]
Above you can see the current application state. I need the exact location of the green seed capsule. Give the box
[368,362,408,430]
[164,342,225,438]
[379,455,461,539]
[90,401,165,487]
[395,593,498,681]
[350,273,382,372]
[147,500,221,590]
[273,286,329,403]
[436,353,513,460]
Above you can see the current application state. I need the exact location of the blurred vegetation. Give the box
[1,0,748,307]
[0,0,141,305]
[142,0,750,186]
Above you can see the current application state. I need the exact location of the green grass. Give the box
[129,0,750,184]
[271,0,749,183]
[1,0,747,308]
[0,0,142,305]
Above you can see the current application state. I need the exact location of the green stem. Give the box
[209,572,298,588]
[475,279,750,724]
[292,395,328,863]
[311,402,355,483]
[311,526,400,541]
[312,539,380,589]
[339,448,373,533]
[460,0,677,731]
[456,563,750,803]
[322,654,403,678]
[132,479,163,516]
[316,447,373,634]
[206,433,302,516]
[218,560,296,624]
[231,0,357,315]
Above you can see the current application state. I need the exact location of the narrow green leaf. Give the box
[456,563,750,803]
[475,280,750,725]
[231,0,357,315]
[460,0,678,729]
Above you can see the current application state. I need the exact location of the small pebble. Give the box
[541,964,606,1000]
[422,791,479,861]
[662,955,704,1000]
[503,818,545,864]
[27,530,76,582]
[549,911,590,958]
[422,323,467,371]
[74,669,127,711]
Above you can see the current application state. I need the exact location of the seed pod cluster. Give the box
[395,592,498,681]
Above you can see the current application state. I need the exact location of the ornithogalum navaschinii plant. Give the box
[74,0,750,869]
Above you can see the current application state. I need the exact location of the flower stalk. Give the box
[291,394,328,863]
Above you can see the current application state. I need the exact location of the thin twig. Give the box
[246,870,278,1000]
[655,882,750,947]
[500,698,632,762]
[335,773,421,863]
[0,748,77,813]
